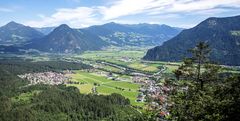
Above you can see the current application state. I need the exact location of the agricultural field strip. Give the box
[78,49,162,73]
[67,84,93,94]
[97,85,138,102]
[72,72,139,92]
[69,71,142,105]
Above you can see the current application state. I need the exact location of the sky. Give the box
[0,0,240,28]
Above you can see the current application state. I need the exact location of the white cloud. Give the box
[166,0,240,13]
[24,0,240,27]
[25,7,100,28]
[100,0,155,20]
[101,0,240,19]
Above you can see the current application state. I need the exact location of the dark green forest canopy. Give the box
[0,59,92,74]
[0,85,143,121]
[0,59,143,121]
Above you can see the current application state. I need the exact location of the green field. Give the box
[67,47,224,107]
[77,47,164,73]
[67,84,94,94]
[100,65,123,72]
[67,70,143,106]
[128,62,159,72]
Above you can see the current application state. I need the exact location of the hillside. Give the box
[0,22,182,54]
[0,21,44,45]
[25,24,108,53]
[143,15,240,66]
[86,22,183,46]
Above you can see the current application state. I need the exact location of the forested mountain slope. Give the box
[143,15,240,66]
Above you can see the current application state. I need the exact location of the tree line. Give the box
[170,42,240,121]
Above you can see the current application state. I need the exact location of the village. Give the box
[18,71,72,85]
[85,60,173,119]
[18,58,173,119]
[132,74,172,118]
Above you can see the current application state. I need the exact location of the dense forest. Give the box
[0,59,92,75]
[0,60,143,121]
[0,85,143,121]
[167,42,240,121]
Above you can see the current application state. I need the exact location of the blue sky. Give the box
[0,0,240,28]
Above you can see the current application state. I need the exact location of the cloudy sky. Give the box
[0,0,240,28]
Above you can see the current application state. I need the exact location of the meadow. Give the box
[77,47,165,73]
[67,70,144,106]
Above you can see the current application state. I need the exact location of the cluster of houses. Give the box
[133,75,173,118]
[18,72,70,85]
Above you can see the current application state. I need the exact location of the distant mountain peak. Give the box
[58,24,70,29]
[0,21,44,45]
[107,22,118,25]
[103,22,122,27]
[160,24,170,27]
[55,24,71,30]
[4,21,24,28]
[25,24,107,53]
[7,21,19,25]
[51,24,72,34]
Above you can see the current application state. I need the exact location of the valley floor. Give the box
[2,46,240,118]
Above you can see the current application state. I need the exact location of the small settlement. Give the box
[18,71,72,85]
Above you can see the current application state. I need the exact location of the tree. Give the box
[202,63,222,83]
[173,69,182,81]
[216,75,240,121]
[190,41,211,89]
[0,96,12,113]
[170,42,240,121]
[174,58,195,81]
[174,41,211,89]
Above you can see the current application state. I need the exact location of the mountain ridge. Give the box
[85,22,183,46]
[143,15,240,66]
[0,21,44,45]
[0,21,183,53]
[25,24,108,53]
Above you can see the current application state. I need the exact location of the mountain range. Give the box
[25,24,107,53]
[86,22,182,46]
[0,22,182,53]
[0,21,44,45]
[143,15,240,66]
[0,15,240,65]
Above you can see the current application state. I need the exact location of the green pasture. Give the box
[128,62,160,72]
[67,84,93,94]
[78,48,164,73]
[67,70,143,106]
